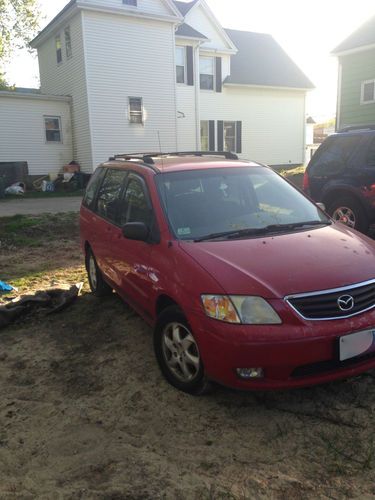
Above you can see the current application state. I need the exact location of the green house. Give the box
[333,15,375,130]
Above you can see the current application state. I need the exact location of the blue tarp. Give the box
[0,281,13,293]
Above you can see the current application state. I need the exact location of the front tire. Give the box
[85,248,112,297]
[328,196,369,233]
[154,306,211,395]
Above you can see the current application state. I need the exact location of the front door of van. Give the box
[110,173,155,319]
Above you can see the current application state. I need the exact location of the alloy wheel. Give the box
[332,206,356,228]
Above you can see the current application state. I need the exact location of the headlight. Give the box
[201,295,281,324]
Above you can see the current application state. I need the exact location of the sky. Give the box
[4,0,375,122]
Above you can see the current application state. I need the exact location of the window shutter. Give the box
[217,121,224,151]
[209,121,215,150]
[186,47,194,86]
[215,57,222,93]
[236,121,242,154]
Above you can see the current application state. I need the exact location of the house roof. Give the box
[173,0,199,16]
[224,29,314,89]
[332,15,375,54]
[175,22,207,39]
[306,116,316,124]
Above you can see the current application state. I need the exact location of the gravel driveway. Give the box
[0,196,82,216]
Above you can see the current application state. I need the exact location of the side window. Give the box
[83,167,105,209]
[119,176,152,227]
[96,169,128,223]
[309,136,360,176]
[367,138,375,167]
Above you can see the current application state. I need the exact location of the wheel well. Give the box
[322,189,361,208]
[156,295,178,317]
[84,241,91,255]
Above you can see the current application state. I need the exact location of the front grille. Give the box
[286,280,375,320]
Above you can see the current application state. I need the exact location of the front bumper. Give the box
[188,306,375,390]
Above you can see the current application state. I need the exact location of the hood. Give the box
[179,224,375,298]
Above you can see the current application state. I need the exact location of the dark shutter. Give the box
[209,121,215,151]
[236,121,242,154]
[215,57,222,93]
[186,46,194,86]
[217,121,224,151]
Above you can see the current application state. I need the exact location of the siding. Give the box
[176,85,197,150]
[185,4,231,51]
[339,49,375,128]
[83,11,177,166]
[199,86,306,166]
[0,96,73,175]
[80,0,173,17]
[37,12,92,171]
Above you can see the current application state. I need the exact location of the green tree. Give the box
[0,0,40,88]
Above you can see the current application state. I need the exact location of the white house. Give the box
[0,0,314,177]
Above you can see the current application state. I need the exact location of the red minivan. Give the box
[80,152,375,394]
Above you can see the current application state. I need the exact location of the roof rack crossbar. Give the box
[113,153,159,164]
[166,151,239,160]
[338,124,375,133]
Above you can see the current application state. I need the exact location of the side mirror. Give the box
[122,222,149,242]
[316,202,326,212]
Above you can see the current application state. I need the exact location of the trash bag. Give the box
[5,182,25,196]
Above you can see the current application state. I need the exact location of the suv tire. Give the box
[154,306,211,395]
[85,248,112,297]
[327,196,369,233]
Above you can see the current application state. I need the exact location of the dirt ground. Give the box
[1,214,375,499]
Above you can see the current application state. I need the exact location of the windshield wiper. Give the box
[194,220,331,242]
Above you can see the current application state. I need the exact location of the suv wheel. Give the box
[85,248,112,297]
[154,306,211,395]
[328,196,368,233]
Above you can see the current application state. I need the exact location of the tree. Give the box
[0,0,40,88]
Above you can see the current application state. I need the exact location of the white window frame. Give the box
[128,97,144,124]
[44,116,63,144]
[55,34,62,65]
[176,46,186,85]
[361,79,375,105]
[64,26,72,59]
[200,56,215,91]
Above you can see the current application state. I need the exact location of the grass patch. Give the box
[278,164,305,189]
[0,189,84,202]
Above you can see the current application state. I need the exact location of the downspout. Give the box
[336,60,342,131]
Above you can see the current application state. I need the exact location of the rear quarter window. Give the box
[82,167,105,210]
[309,135,361,176]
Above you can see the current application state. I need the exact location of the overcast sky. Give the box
[4,0,375,121]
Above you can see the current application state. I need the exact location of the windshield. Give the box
[156,167,330,241]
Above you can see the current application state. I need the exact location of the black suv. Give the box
[304,125,375,233]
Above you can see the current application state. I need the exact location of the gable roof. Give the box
[175,22,207,39]
[224,29,314,89]
[173,0,199,16]
[332,15,375,54]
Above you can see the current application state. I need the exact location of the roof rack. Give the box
[110,151,239,164]
[166,151,239,160]
[338,124,375,133]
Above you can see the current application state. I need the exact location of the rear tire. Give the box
[327,196,369,233]
[154,306,211,395]
[85,248,112,297]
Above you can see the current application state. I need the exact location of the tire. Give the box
[154,306,211,395]
[327,196,369,234]
[85,248,112,297]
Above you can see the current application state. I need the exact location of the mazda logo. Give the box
[337,295,355,312]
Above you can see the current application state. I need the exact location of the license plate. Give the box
[339,329,375,362]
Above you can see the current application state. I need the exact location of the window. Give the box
[200,56,214,90]
[96,169,128,223]
[44,116,62,143]
[361,80,375,104]
[123,0,137,5]
[224,122,236,152]
[119,176,152,227]
[55,34,62,64]
[176,46,186,84]
[129,97,143,124]
[309,135,361,176]
[65,26,72,59]
[83,167,106,209]
[200,121,209,151]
